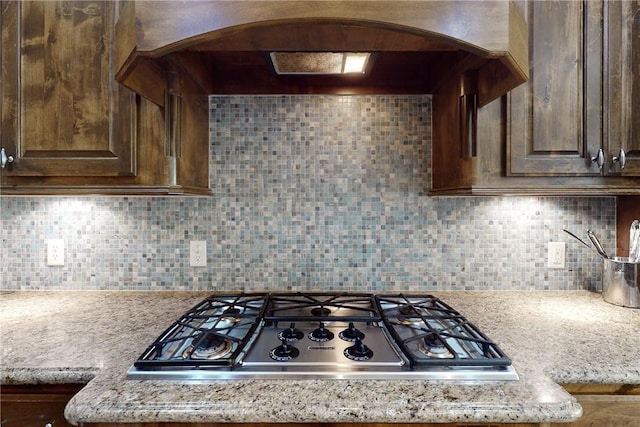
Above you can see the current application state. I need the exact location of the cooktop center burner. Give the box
[311,306,331,316]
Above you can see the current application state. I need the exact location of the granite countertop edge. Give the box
[2,290,638,425]
[1,368,96,385]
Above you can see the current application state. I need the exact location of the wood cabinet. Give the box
[431,0,640,196]
[0,383,84,427]
[552,384,640,427]
[509,0,640,179]
[604,0,640,177]
[507,0,602,177]
[0,0,210,195]
[0,0,135,179]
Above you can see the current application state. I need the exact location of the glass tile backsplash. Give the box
[1,95,615,291]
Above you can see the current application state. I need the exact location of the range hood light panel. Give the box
[270,52,370,75]
[343,53,370,74]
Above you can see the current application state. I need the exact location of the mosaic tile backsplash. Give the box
[1,96,615,292]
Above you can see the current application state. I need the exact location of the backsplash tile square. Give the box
[1,95,615,291]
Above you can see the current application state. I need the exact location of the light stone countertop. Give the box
[1,290,639,425]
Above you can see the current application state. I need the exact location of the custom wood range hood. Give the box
[116,0,527,102]
[114,1,528,186]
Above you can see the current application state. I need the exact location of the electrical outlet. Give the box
[190,240,207,267]
[47,239,65,266]
[548,242,565,269]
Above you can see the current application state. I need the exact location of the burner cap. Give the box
[221,306,243,322]
[187,332,233,360]
[278,322,304,341]
[397,304,428,324]
[308,322,334,342]
[399,305,419,316]
[338,322,365,342]
[311,306,331,317]
[344,337,373,361]
[418,333,454,359]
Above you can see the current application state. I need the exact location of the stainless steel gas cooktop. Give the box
[127,292,518,381]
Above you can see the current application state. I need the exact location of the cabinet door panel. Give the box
[559,395,640,427]
[605,0,640,176]
[508,0,602,176]
[0,384,83,427]
[1,0,134,177]
[0,393,76,427]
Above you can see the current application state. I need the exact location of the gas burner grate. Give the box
[265,292,380,322]
[375,294,512,368]
[134,293,269,369]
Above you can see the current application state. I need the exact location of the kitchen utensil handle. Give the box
[587,229,609,259]
[563,229,592,249]
[630,219,640,263]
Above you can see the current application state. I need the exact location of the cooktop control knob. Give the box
[269,338,300,361]
[338,322,365,342]
[278,322,304,342]
[308,321,334,342]
[344,337,374,361]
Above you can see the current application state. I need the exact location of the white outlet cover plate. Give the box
[47,239,65,266]
[548,241,565,269]
[190,240,207,267]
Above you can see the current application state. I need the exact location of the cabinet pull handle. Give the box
[164,92,182,159]
[612,148,626,170]
[459,93,477,159]
[591,148,605,169]
[1,147,14,169]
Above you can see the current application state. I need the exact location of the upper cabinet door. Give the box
[1,0,134,178]
[507,0,603,176]
[604,0,640,177]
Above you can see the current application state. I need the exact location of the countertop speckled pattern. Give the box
[2,291,639,425]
